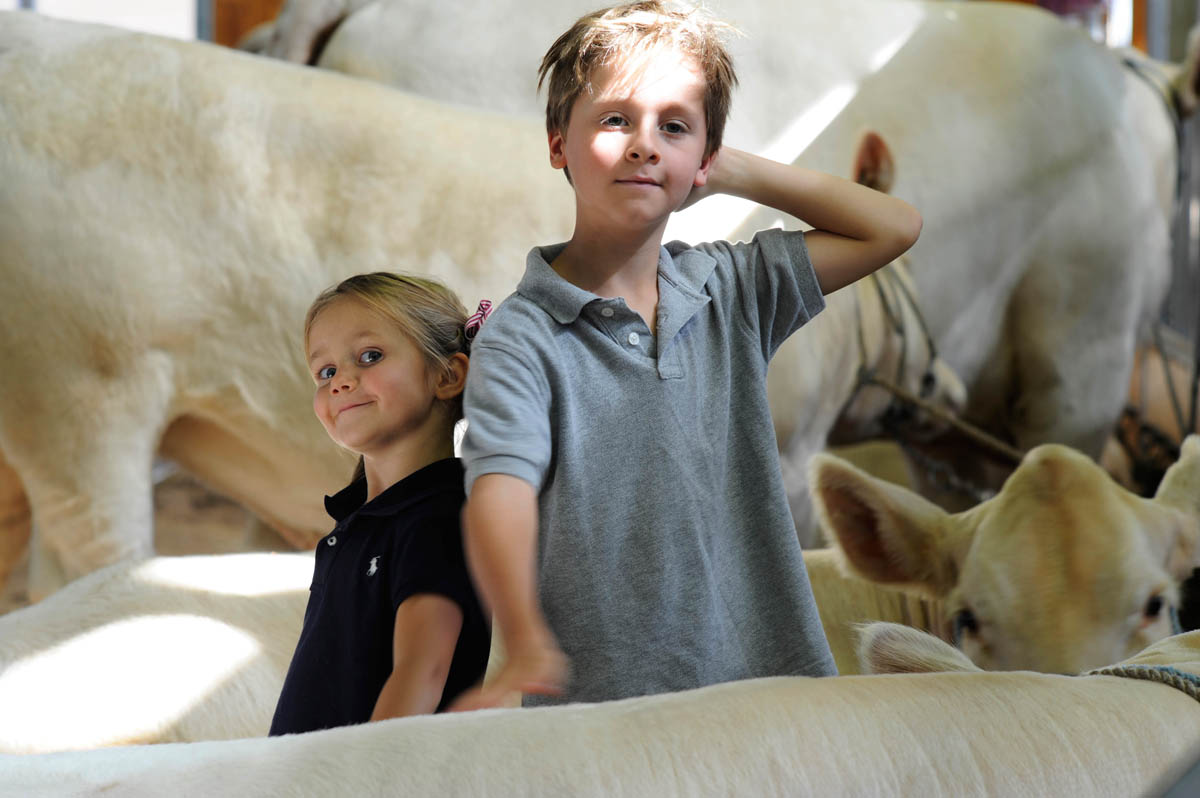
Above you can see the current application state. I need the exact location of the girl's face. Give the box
[306,298,441,457]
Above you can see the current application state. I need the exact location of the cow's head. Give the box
[811,435,1200,673]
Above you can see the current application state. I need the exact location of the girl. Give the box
[270,272,492,735]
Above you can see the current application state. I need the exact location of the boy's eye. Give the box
[661,121,687,134]
[316,365,336,380]
[601,115,627,127]
[359,350,383,365]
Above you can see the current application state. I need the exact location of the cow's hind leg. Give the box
[1009,333,1135,460]
[2,359,171,600]
[0,450,31,610]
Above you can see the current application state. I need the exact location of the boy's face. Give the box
[549,53,712,235]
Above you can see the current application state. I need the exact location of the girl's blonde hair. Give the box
[304,272,471,423]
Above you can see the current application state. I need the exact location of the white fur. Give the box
[4,632,1200,796]
[0,553,311,751]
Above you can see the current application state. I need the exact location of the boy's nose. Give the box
[626,131,660,164]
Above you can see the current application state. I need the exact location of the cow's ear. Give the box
[809,452,965,598]
[856,622,980,675]
[850,130,895,193]
[1156,435,1200,517]
[1152,435,1200,578]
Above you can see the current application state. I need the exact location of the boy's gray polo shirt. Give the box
[463,228,837,705]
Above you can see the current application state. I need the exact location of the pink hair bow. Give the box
[464,299,494,343]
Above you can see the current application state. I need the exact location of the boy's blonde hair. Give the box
[304,272,471,424]
[538,1,738,158]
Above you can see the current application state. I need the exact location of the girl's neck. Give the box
[361,423,456,502]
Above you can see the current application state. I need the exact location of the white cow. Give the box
[2,631,1199,797]
[810,434,1200,674]
[270,0,1192,480]
[4,438,1196,752]
[0,12,960,600]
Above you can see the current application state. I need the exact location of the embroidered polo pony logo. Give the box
[367,556,380,577]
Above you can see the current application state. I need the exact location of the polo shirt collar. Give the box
[324,457,464,522]
[657,240,716,348]
[516,241,718,327]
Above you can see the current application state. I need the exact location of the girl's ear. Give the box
[434,353,469,400]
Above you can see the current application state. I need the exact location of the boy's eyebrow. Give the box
[591,96,704,118]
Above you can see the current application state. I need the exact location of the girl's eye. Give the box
[316,366,336,380]
[359,350,383,365]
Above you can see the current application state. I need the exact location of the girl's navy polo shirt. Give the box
[270,458,489,736]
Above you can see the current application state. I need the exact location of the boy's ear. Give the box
[548,130,568,170]
[693,147,717,187]
[434,353,469,400]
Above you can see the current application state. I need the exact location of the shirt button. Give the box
[627,332,640,346]
[327,536,338,546]
[601,307,614,318]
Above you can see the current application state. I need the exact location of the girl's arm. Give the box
[449,473,566,711]
[693,147,923,295]
[370,594,463,720]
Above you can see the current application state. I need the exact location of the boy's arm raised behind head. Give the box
[698,148,922,295]
[450,473,567,710]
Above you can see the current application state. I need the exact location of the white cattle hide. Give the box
[0,12,960,598]
[3,632,1200,797]
[0,552,311,751]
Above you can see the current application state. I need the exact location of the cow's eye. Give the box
[953,608,979,640]
[1144,594,1164,619]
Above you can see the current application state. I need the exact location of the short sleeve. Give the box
[696,228,825,360]
[389,512,476,615]
[461,340,553,494]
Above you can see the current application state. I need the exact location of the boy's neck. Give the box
[551,224,666,331]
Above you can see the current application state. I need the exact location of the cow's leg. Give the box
[1004,248,1151,460]
[22,441,158,602]
[2,361,170,601]
[0,451,31,609]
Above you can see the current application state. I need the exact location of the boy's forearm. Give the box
[709,148,922,292]
[463,475,551,648]
[711,148,918,241]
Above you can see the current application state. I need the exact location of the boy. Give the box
[457,1,922,708]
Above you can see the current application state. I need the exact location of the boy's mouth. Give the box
[616,176,660,187]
